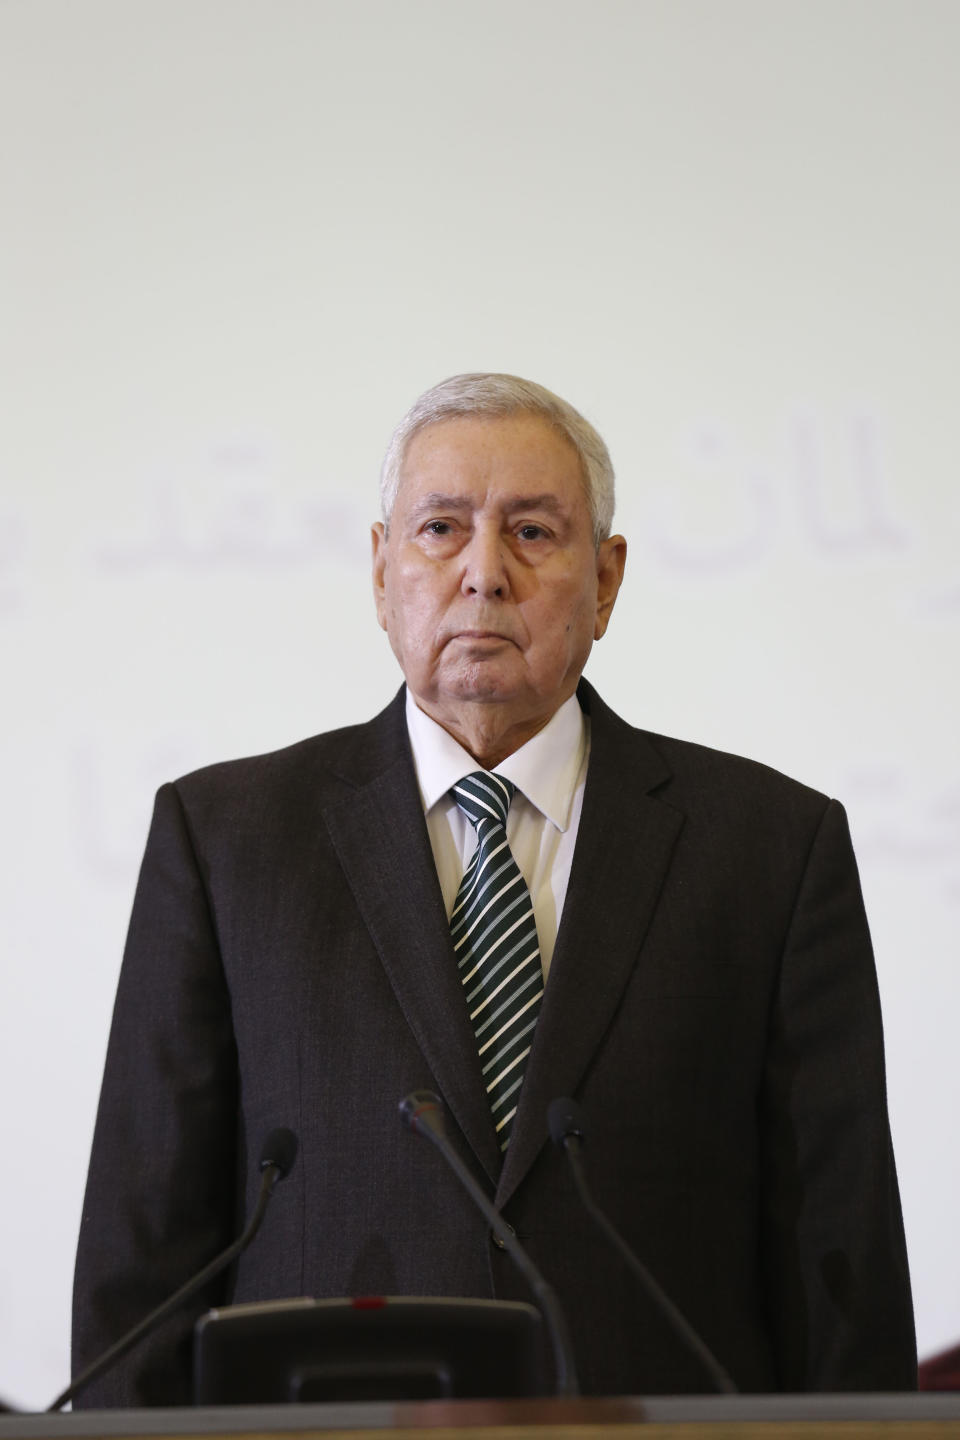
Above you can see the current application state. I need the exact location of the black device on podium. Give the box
[193,1295,545,1403]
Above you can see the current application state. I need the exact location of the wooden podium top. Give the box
[1,1393,959,1440]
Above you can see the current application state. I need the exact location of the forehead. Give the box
[397,413,588,511]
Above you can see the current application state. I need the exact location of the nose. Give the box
[461,523,510,599]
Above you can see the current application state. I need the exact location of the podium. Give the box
[1,1394,960,1439]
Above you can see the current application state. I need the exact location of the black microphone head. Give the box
[259,1127,298,1179]
[548,1096,586,1149]
[399,1089,445,1138]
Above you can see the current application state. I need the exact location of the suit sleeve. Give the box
[72,783,240,1407]
[759,797,916,1390]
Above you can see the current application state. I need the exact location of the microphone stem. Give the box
[563,1140,736,1395]
[420,1125,579,1397]
[50,1164,280,1412]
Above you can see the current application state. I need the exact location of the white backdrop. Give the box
[1,0,957,1409]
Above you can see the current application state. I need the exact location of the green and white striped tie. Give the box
[450,771,544,1152]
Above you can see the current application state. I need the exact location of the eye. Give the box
[424,519,453,536]
[517,523,548,541]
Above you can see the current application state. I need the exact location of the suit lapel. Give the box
[317,685,686,1202]
[320,692,502,1184]
[496,683,684,1207]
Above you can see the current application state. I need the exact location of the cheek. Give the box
[386,566,421,616]
[386,584,440,657]
[553,593,599,662]
[537,584,595,640]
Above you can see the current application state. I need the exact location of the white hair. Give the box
[379,372,616,546]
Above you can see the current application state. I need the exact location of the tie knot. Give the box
[451,771,516,832]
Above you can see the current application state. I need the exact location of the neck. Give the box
[413,697,561,769]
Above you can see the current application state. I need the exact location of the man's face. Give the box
[371,412,626,749]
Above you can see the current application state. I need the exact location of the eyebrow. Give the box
[408,492,569,519]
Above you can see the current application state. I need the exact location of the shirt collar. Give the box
[404,687,587,833]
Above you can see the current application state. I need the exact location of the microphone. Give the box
[547,1097,736,1394]
[399,1090,578,1397]
[49,1127,298,1412]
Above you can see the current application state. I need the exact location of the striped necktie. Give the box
[450,771,544,1152]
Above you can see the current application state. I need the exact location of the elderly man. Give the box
[73,373,916,1404]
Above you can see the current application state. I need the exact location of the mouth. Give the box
[447,629,514,648]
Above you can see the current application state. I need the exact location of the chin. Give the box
[442,661,527,705]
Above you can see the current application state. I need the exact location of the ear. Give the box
[371,522,389,632]
[593,534,627,640]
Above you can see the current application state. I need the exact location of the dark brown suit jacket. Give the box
[72,682,916,1403]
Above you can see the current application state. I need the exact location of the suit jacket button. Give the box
[490,1223,516,1249]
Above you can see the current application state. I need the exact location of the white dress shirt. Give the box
[404,688,589,981]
